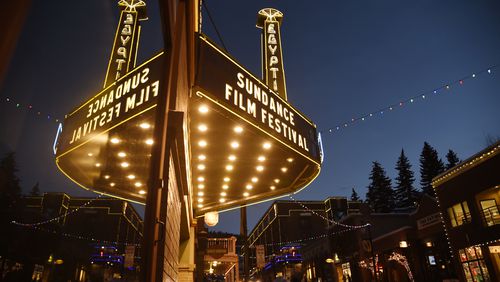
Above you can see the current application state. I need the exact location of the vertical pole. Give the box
[368,224,377,282]
[241,206,249,281]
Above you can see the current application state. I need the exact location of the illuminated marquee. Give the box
[257,8,287,99]
[55,52,164,203]
[190,35,320,214]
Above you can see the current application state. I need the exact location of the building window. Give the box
[459,246,490,282]
[479,199,500,227]
[447,201,471,227]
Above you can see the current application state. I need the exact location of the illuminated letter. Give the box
[120,36,131,45]
[270,67,279,78]
[141,68,150,83]
[122,25,132,35]
[237,73,245,88]
[267,23,276,34]
[247,99,257,118]
[225,84,233,100]
[267,34,277,45]
[117,47,127,59]
[269,56,278,67]
[268,45,277,55]
[151,81,160,97]
[125,94,136,112]
[124,13,134,24]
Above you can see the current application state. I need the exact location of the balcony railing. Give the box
[481,205,500,227]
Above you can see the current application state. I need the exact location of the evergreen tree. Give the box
[419,142,444,196]
[30,182,41,196]
[350,188,361,202]
[445,149,460,170]
[394,149,418,209]
[366,161,395,213]
[0,152,23,257]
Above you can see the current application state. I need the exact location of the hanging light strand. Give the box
[1,96,61,123]
[322,65,497,134]
[289,195,370,229]
[11,194,104,227]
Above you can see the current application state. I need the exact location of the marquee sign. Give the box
[195,36,320,163]
[190,35,321,215]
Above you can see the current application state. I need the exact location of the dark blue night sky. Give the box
[1,0,499,234]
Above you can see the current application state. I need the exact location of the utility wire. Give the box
[202,0,228,52]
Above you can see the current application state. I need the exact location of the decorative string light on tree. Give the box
[322,66,497,135]
[389,251,414,282]
[11,194,103,227]
[1,96,61,123]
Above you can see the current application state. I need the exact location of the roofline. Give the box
[432,141,500,187]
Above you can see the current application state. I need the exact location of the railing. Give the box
[481,205,500,227]
[207,237,237,254]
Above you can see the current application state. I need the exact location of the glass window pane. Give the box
[466,247,477,260]
[474,246,483,259]
[479,260,490,281]
[469,261,482,282]
[459,249,468,262]
[462,262,474,282]
[449,208,458,227]
[462,201,471,222]
[454,204,465,225]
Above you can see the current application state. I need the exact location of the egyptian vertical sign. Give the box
[104,0,148,88]
[257,8,287,100]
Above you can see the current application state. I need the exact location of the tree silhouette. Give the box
[366,161,395,212]
[445,150,460,170]
[419,142,444,196]
[30,182,41,196]
[350,188,361,202]
[394,149,419,209]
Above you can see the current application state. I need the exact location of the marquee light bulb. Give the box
[197,176,205,182]
[198,124,208,132]
[234,126,243,133]
[197,204,203,208]
[95,163,101,167]
[246,184,253,190]
[121,162,130,168]
[110,138,120,144]
[243,192,249,197]
[110,182,116,187]
[274,179,280,183]
[226,165,234,171]
[230,141,239,149]
[198,198,204,203]
[270,185,276,190]
[198,184,205,189]
[287,158,294,163]
[118,152,126,158]
[139,123,151,129]
[134,182,142,187]
[198,155,206,161]
[223,177,230,182]
[88,153,93,157]
[251,177,258,183]
[256,166,264,172]
[199,105,209,113]
[258,156,266,162]
[198,192,204,196]
[127,174,136,179]
[139,190,146,195]
[281,167,288,172]
[228,155,236,161]
[104,175,110,179]
[220,192,227,197]
[263,142,271,149]
[199,140,207,147]
[145,139,154,145]
[198,164,206,170]
[219,198,226,203]
[222,184,229,189]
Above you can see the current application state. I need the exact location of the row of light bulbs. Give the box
[195,104,294,208]
[89,122,154,196]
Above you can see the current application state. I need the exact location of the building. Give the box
[8,192,143,281]
[432,141,500,281]
[297,196,456,281]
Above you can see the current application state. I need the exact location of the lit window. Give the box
[480,199,500,226]
[447,201,471,227]
[459,247,490,281]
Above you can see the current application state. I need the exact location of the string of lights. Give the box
[16,224,140,247]
[1,96,61,123]
[289,195,370,229]
[321,66,497,135]
[389,252,414,282]
[11,194,104,227]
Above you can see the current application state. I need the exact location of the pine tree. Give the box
[394,149,418,209]
[366,161,395,213]
[350,188,361,202]
[445,149,460,170]
[30,182,41,196]
[419,142,444,196]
